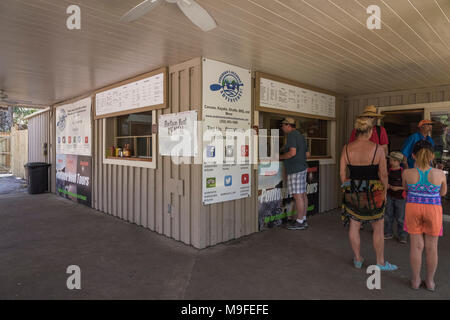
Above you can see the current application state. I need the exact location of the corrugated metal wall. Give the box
[344,84,450,141]
[28,111,50,163]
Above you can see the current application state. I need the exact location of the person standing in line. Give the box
[402,140,447,291]
[349,105,389,156]
[384,151,408,244]
[279,117,310,230]
[340,117,398,271]
[401,120,435,169]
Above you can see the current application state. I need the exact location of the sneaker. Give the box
[287,221,308,230]
[384,234,393,240]
[399,235,408,244]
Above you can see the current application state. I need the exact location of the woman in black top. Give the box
[340,118,398,271]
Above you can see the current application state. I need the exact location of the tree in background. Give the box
[0,107,13,132]
[13,107,37,129]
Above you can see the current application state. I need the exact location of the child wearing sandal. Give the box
[402,140,447,291]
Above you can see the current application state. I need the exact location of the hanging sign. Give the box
[202,58,252,205]
[158,110,198,156]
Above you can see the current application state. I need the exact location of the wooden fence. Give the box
[0,132,11,173]
[11,128,28,179]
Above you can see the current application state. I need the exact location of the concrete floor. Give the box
[0,192,449,300]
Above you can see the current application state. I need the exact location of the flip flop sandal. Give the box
[353,257,364,269]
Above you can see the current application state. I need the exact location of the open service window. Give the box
[102,110,157,169]
[260,112,335,161]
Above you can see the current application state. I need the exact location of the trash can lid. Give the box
[24,162,51,168]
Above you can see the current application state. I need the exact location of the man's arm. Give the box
[279,147,296,160]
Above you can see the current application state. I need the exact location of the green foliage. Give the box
[13,107,37,126]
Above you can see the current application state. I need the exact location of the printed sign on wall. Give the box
[158,110,198,156]
[258,76,335,118]
[202,58,252,205]
[258,161,319,230]
[56,97,92,156]
[56,154,92,207]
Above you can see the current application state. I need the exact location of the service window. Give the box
[103,110,156,168]
[261,112,333,159]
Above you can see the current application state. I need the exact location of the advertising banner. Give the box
[56,154,92,207]
[202,58,252,205]
[258,161,319,230]
[56,97,92,156]
[158,110,198,156]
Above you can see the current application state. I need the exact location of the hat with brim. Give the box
[418,119,434,127]
[387,151,404,162]
[358,105,384,118]
[281,117,295,125]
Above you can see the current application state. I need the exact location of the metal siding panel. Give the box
[107,165,112,214]
[172,70,180,241]
[155,109,164,234]
[128,166,134,223]
[122,165,128,221]
[141,168,148,228]
[118,165,123,219]
[135,167,141,225]
[148,168,155,230]
[179,68,191,245]
[112,165,118,217]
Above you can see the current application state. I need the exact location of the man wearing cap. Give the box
[279,117,310,230]
[349,105,389,156]
[401,120,435,169]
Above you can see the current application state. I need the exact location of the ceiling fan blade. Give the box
[177,0,217,32]
[120,0,163,22]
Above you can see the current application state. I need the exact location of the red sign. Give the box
[85,136,88,144]
[241,174,249,184]
[241,145,249,157]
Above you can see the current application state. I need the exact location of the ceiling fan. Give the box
[0,89,34,106]
[121,0,217,32]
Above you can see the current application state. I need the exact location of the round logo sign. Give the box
[57,109,67,132]
[210,70,244,103]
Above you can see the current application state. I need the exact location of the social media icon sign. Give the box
[224,175,232,187]
[241,174,249,184]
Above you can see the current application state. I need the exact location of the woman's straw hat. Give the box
[358,105,384,118]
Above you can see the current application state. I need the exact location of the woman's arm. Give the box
[377,146,388,194]
[440,171,447,197]
[340,145,348,184]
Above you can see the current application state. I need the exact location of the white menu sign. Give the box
[202,58,252,205]
[95,72,164,117]
[56,97,92,156]
[259,77,335,118]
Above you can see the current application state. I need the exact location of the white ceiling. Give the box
[1,0,450,106]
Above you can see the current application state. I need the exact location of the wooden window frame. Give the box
[102,110,157,169]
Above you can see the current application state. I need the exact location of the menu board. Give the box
[95,68,166,118]
[258,76,335,118]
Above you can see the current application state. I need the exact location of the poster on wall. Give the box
[56,97,92,156]
[202,58,252,205]
[258,161,319,230]
[158,110,198,156]
[56,154,92,207]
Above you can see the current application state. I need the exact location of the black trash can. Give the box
[24,162,51,194]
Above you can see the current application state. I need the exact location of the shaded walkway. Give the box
[0,193,448,299]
